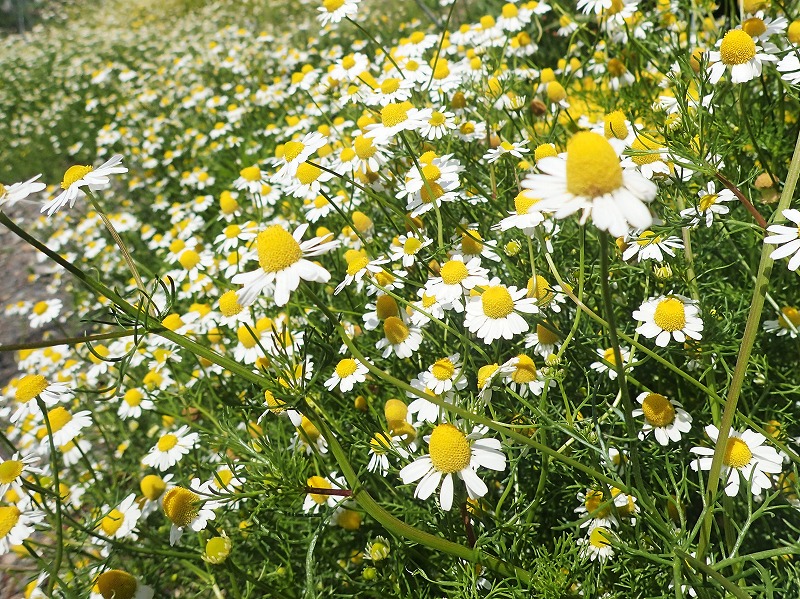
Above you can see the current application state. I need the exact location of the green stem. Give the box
[36,397,64,596]
[0,329,135,352]
[696,125,800,560]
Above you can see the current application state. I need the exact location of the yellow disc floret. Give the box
[0,460,23,485]
[641,393,676,427]
[257,225,302,273]
[140,474,167,501]
[431,358,455,381]
[96,570,138,599]
[653,297,686,332]
[162,486,200,527]
[335,358,359,378]
[719,29,756,66]
[440,260,469,285]
[61,165,93,189]
[14,374,49,403]
[566,132,623,197]
[724,437,753,469]
[383,316,410,344]
[481,286,515,319]
[428,423,471,473]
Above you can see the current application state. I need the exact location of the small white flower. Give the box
[633,294,703,347]
[578,525,615,563]
[680,182,736,228]
[622,230,683,262]
[375,316,423,359]
[464,278,539,344]
[632,392,692,446]
[707,29,777,85]
[589,346,632,380]
[690,425,782,497]
[324,358,369,392]
[0,504,45,555]
[42,154,127,216]
[98,493,142,540]
[141,425,200,471]
[0,175,46,208]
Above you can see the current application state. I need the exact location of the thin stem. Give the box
[0,329,135,352]
[36,397,63,596]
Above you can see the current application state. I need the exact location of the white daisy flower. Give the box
[633,294,703,347]
[777,53,800,85]
[317,0,360,27]
[365,102,429,142]
[141,425,200,471]
[375,316,423,359]
[42,154,127,216]
[367,433,410,476]
[680,182,736,228]
[763,209,800,271]
[0,175,46,208]
[578,525,615,563]
[496,192,548,235]
[93,570,154,599]
[589,346,633,380]
[503,354,546,397]
[632,392,693,446]
[0,452,41,497]
[523,323,562,359]
[425,255,489,310]
[117,388,155,420]
[11,374,73,423]
[621,230,683,262]
[457,227,502,262]
[39,407,92,447]
[422,354,467,395]
[389,232,433,267]
[403,154,462,217]
[163,479,219,545]
[274,132,327,181]
[690,425,783,497]
[303,473,347,513]
[324,358,369,392]
[419,108,457,140]
[406,374,455,424]
[98,493,142,540]
[399,423,506,511]
[763,306,800,338]
[464,278,539,344]
[483,139,529,163]
[707,29,777,85]
[232,223,339,307]
[0,504,45,555]
[521,131,657,237]
[576,0,612,15]
[335,255,389,295]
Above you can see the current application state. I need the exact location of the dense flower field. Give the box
[3,0,800,596]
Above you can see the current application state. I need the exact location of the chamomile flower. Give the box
[98,493,141,541]
[0,175,46,208]
[399,423,506,511]
[521,131,657,237]
[274,132,327,181]
[376,316,423,359]
[425,255,489,309]
[325,358,369,392]
[335,254,389,294]
[163,480,218,545]
[365,102,429,142]
[234,165,268,194]
[0,452,40,497]
[11,374,73,423]
[633,294,703,347]
[93,570,154,599]
[503,354,546,397]
[680,182,736,228]
[589,346,632,380]
[403,153,462,217]
[578,526,615,562]
[763,306,800,338]
[39,407,92,447]
[141,425,200,471]
[777,53,800,84]
[621,230,683,262]
[422,354,467,395]
[483,139,529,163]
[0,503,45,555]
[317,0,360,27]
[690,425,782,497]
[303,473,347,513]
[496,192,548,235]
[42,154,127,216]
[419,108,457,140]
[524,323,562,359]
[763,209,800,271]
[117,388,155,420]
[389,232,433,267]
[707,29,777,85]
[577,0,612,15]
[464,278,539,344]
[232,223,339,307]
[367,433,410,476]
[632,392,692,446]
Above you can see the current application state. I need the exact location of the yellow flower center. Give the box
[214,468,234,489]
[511,354,537,383]
[607,58,628,77]
[157,434,179,451]
[32,301,48,315]
[347,255,370,276]
[335,358,359,378]
[789,20,800,45]
[374,269,394,287]
[342,55,356,69]
[604,110,629,140]
[584,490,611,518]
[47,407,72,433]
[140,474,166,501]
[742,17,766,38]
[323,0,345,12]
[224,224,241,239]
[282,140,305,162]
[440,260,469,285]
[528,274,554,303]
[61,164,93,189]
[603,347,617,364]
[719,29,756,65]
[15,374,49,403]
[307,475,331,504]
[460,230,483,255]
[431,358,455,381]
[502,2,518,17]
[699,194,718,212]
[420,181,444,203]
[514,193,541,215]
[534,144,558,161]
[653,297,687,332]
[220,191,239,214]
[161,313,184,331]
[96,570,138,599]
[724,437,753,469]
[0,460,23,485]
[779,306,800,329]
[566,132,623,197]
[370,432,392,454]
[536,323,559,345]
[429,111,446,126]
[300,417,321,442]
[482,286,515,319]
[381,103,410,127]
[352,211,373,232]
[0,505,21,543]
[630,138,661,166]
[219,290,244,317]
[205,536,232,564]
[546,81,567,103]
[240,166,261,181]
[421,293,437,308]
[162,487,200,527]
[354,135,376,159]
[636,230,660,246]
[296,162,321,185]
[256,225,302,272]
[477,364,499,389]
[383,316,410,344]
[376,295,399,320]
[179,249,201,270]
[641,393,676,427]
[100,508,125,536]
[384,398,408,424]
[428,423,471,473]
[381,78,401,94]
[403,237,422,255]
[589,526,611,549]
[236,325,259,349]
[0,183,5,198]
